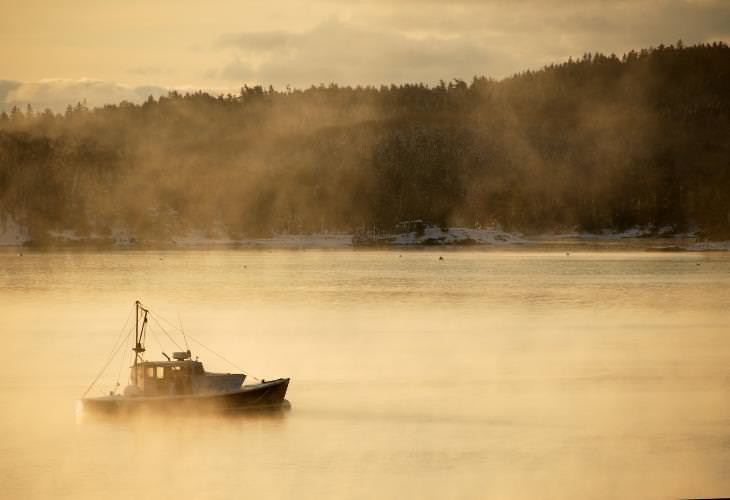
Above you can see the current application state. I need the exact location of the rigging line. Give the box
[148,310,186,335]
[114,336,131,388]
[184,333,260,382]
[146,323,167,359]
[177,312,190,352]
[101,305,134,371]
[149,310,260,381]
[148,313,184,351]
[113,342,135,392]
[80,304,134,398]
[81,325,135,399]
[117,347,133,387]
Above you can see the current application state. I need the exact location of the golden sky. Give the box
[1,0,729,110]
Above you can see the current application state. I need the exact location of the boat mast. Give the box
[132,300,149,382]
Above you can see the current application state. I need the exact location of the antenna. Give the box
[178,312,190,352]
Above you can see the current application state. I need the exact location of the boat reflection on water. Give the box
[79,301,290,418]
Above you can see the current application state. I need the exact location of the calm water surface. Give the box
[1,249,730,499]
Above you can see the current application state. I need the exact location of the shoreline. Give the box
[2,237,729,252]
[2,220,729,252]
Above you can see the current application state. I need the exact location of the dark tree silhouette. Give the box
[1,42,729,242]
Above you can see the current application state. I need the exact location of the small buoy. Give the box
[439,256,444,261]
[566,252,570,256]
[244,265,247,268]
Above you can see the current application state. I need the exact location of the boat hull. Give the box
[81,378,289,415]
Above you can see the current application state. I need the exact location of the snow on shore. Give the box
[1,218,728,251]
[688,240,730,251]
[538,226,687,241]
[47,229,90,242]
[387,226,528,246]
[44,228,137,246]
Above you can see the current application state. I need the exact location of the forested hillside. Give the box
[1,42,729,242]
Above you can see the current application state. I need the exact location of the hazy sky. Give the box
[1,0,729,111]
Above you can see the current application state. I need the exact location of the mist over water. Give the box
[2,248,730,499]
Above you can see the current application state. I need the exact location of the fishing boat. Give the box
[80,301,290,415]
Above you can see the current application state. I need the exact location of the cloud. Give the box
[0,81,22,105]
[0,79,169,113]
[3,0,729,106]
[220,59,257,81]
[218,31,294,53]
[211,0,730,87]
[214,19,510,86]
[372,0,730,55]
[127,66,172,77]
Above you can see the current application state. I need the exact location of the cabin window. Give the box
[171,366,181,371]
[156,366,165,379]
[146,367,155,378]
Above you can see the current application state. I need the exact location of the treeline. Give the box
[1,42,729,241]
